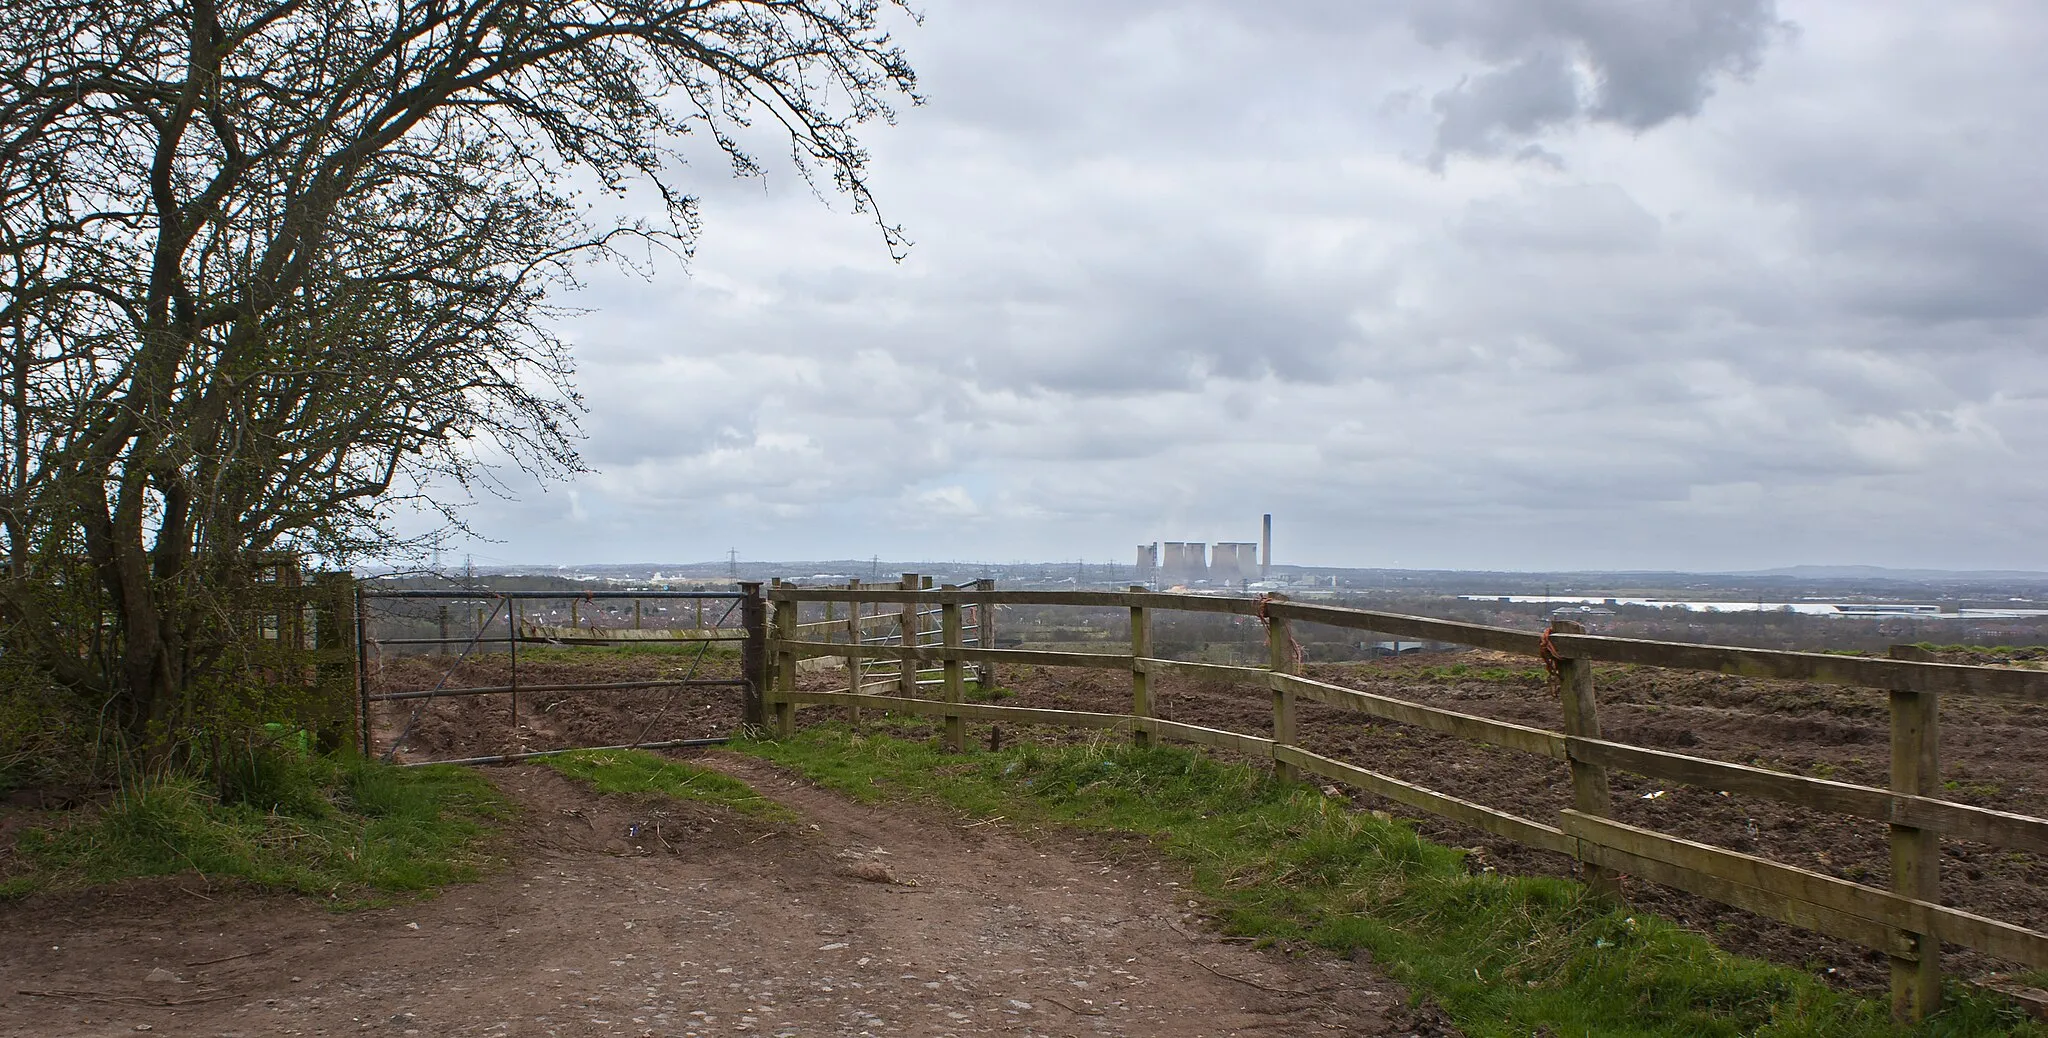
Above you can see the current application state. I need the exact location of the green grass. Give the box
[512,642,741,663]
[1912,643,2047,660]
[1,754,507,905]
[1418,663,1548,683]
[541,748,795,822]
[962,680,1011,703]
[738,727,2039,1038]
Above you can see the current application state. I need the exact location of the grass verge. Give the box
[512,643,741,663]
[542,748,795,823]
[0,755,507,906]
[739,726,2040,1038]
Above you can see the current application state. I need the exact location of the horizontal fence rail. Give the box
[767,588,2048,703]
[761,583,2048,1021]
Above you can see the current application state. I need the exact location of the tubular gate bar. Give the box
[358,586,766,766]
[763,582,2048,1023]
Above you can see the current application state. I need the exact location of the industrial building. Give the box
[1160,541,1206,583]
[1137,517,1274,586]
[1211,542,1258,581]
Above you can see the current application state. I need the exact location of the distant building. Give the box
[1161,541,1207,584]
[1550,605,1616,619]
[1211,542,1258,582]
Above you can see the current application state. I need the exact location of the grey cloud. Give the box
[1431,50,1581,161]
[1414,0,1788,161]
[1720,49,2048,329]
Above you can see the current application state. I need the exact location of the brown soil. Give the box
[967,655,2048,992]
[0,754,1454,1037]
[367,652,746,762]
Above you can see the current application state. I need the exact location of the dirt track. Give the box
[0,754,1453,1037]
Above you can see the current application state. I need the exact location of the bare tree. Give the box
[0,0,917,761]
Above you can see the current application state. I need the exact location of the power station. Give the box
[1136,514,1273,587]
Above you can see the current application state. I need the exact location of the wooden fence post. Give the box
[738,582,766,728]
[1129,585,1152,748]
[1553,619,1617,896]
[772,586,797,738]
[942,599,965,752]
[1888,645,1942,1020]
[976,578,998,687]
[311,571,356,755]
[1266,593,1299,782]
[898,573,920,695]
[437,603,450,656]
[845,579,864,727]
[355,578,372,758]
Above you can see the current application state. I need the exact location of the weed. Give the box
[1416,664,1545,684]
[2,755,505,904]
[1942,779,2005,800]
[513,643,741,664]
[541,749,794,822]
[963,682,1012,703]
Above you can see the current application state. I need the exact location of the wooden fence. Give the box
[775,574,997,694]
[762,582,2048,1021]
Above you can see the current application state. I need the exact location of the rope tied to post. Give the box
[1257,594,1306,672]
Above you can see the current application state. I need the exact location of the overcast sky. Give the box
[434,0,2048,573]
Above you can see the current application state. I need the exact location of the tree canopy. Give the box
[0,0,917,762]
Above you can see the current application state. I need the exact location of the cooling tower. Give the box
[1160,542,1188,583]
[1212,542,1257,582]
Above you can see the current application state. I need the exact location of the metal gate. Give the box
[354,586,765,765]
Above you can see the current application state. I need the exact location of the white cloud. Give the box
[430,0,2048,572]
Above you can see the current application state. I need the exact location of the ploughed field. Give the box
[370,644,2048,993]
[972,652,2048,992]
[367,650,747,762]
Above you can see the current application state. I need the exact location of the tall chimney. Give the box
[1261,514,1272,579]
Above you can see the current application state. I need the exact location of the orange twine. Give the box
[1539,624,1564,696]
[1257,595,1307,671]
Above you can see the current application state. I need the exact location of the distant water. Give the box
[1456,595,1994,617]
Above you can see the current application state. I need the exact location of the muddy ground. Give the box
[365,651,747,762]
[0,754,1452,1037]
